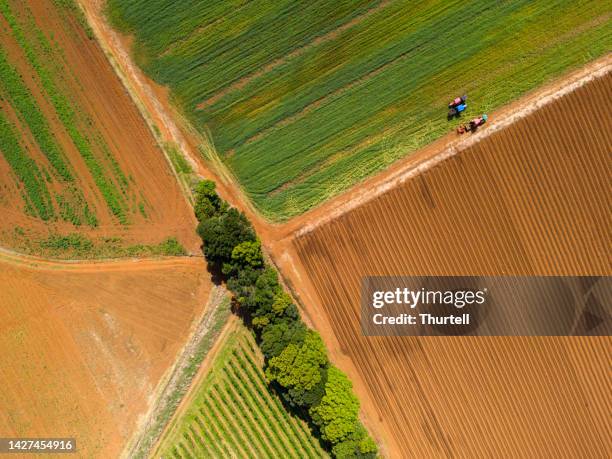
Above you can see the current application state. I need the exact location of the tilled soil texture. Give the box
[0,253,211,458]
[0,0,200,253]
[288,75,611,457]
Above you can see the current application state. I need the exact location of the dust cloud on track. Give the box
[283,74,611,457]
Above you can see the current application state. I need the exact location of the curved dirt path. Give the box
[0,245,205,271]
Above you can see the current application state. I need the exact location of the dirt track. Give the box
[0,254,212,458]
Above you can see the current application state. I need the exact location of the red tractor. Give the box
[448,95,467,109]
[457,114,488,134]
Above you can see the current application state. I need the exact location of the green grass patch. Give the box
[165,141,193,174]
[32,233,186,259]
[109,0,612,219]
[40,233,93,252]
[159,325,328,459]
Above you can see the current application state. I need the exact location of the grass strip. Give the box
[0,111,53,219]
[0,48,72,182]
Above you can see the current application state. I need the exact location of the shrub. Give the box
[157,237,187,256]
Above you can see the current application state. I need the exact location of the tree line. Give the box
[194,180,378,458]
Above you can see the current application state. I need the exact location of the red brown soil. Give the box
[0,0,200,254]
[281,75,611,457]
[77,7,611,456]
[0,251,212,458]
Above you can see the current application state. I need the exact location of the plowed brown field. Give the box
[0,252,211,457]
[287,75,611,457]
[0,0,199,253]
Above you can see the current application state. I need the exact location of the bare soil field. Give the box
[0,252,212,457]
[0,0,200,254]
[281,75,611,457]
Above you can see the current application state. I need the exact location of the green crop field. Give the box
[0,0,136,226]
[157,325,327,459]
[108,0,611,220]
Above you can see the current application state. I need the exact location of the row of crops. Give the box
[0,111,54,219]
[108,0,611,219]
[160,326,327,459]
[0,0,133,225]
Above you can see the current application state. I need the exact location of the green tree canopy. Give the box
[271,291,292,315]
[266,330,328,405]
[331,425,378,458]
[194,179,224,220]
[261,320,307,359]
[223,239,264,277]
[310,366,360,444]
[197,207,255,265]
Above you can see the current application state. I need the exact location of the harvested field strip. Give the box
[0,111,53,219]
[158,325,327,458]
[291,75,611,457]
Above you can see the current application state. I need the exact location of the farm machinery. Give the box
[446,93,489,133]
[456,114,488,134]
[448,95,467,118]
